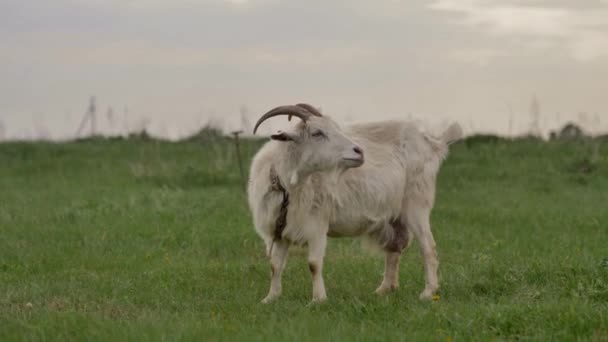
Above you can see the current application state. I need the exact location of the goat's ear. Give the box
[271,131,298,142]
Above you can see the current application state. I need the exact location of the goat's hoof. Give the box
[419,289,438,301]
[261,294,279,304]
[375,284,398,296]
[309,296,327,305]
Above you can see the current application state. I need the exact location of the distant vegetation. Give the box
[58,122,605,144]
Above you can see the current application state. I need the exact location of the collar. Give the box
[269,166,289,241]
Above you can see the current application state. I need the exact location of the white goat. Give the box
[247,104,462,303]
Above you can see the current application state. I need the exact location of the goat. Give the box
[247,104,462,303]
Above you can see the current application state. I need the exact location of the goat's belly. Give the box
[328,219,377,238]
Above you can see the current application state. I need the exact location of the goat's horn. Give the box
[253,105,312,134]
[296,103,323,117]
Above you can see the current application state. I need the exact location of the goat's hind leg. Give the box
[375,251,401,295]
[407,207,439,300]
[376,219,411,295]
[261,239,289,304]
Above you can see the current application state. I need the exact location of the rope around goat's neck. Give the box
[268,165,289,257]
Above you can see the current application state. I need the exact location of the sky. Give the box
[1,0,607,140]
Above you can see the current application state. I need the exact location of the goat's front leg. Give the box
[307,233,328,303]
[262,239,289,304]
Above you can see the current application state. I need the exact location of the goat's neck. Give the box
[274,160,307,194]
[272,143,339,198]
[270,143,297,190]
[274,164,337,199]
[272,146,316,193]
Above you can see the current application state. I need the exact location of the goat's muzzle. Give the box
[342,145,364,167]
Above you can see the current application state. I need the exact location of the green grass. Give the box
[1,136,607,341]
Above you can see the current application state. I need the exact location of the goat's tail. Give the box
[441,122,463,145]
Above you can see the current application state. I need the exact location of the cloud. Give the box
[1,30,376,68]
[447,48,505,66]
[429,0,608,61]
[64,0,277,10]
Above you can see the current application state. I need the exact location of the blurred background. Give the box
[1,0,607,141]
[2,2,608,340]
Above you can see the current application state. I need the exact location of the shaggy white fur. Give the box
[248,105,462,303]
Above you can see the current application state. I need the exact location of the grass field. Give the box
[1,135,607,341]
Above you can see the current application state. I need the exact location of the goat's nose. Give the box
[353,146,363,156]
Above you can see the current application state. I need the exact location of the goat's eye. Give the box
[312,130,326,138]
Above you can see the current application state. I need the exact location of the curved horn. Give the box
[296,103,323,117]
[253,105,312,134]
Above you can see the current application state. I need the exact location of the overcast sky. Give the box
[1,0,607,140]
